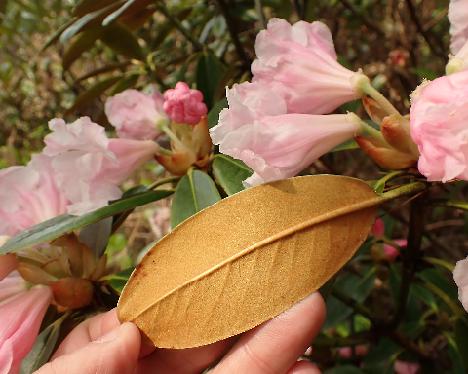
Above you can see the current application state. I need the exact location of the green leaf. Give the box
[106,267,134,294]
[100,23,144,60]
[196,51,225,108]
[62,29,102,70]
[78,217,113,257]
[212,154,252,195]
[447,201,468,211]
[102,0,138,26]
[20,317,65,373]
[331,139,359,152]
[207,98,227,129]
[60,2,123,44]
[66,75,121,115]
[171,169,221,228]
[455,319,468,370]
[0,190,173,254]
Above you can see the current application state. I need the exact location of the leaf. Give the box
[447,201,468,211]
[78,217,113,257]
[65,75,122,115]
[0,190,173,254]
[196,51,225,108]
[118,175,380,348]
[106,267,135,294]
[212,154,252,195]
[102,0,138,26]
[60,2,123,44]
[100,23,144,60]
[331,139,359,152]
[455,319,468,370]
[207,98,227,129]
[170,169,221,228]
[62,29,102,70]
[20,317,65,373]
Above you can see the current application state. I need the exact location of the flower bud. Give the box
[50,277,94,310]
[163,82,208,126]
[381,115,419,156]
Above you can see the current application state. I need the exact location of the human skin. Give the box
[35,292,326,374]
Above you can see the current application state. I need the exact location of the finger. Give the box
[137,337,237,374]
[213,292,326,374]
[36,322,140,374]
[288,361,321,374]
[53,309,120,358]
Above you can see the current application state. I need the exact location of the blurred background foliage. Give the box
[1,0,467,373]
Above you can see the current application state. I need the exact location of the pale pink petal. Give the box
[0,286,52,374]
[215,113,360,186]
[105,89,166,140]
[0,272,26,304]
[454,256,468,312]
[252,18,362,114]
[449,0,468,54]
[410,72,468,182]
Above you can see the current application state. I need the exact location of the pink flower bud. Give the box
[251,18,365,114]
[105,89,167,140]
[394,360,420,374]
[454,256,468,312]
[0,286,52,374]
[410,72,468,182]
[383,239,407,262]
[371,218,385,238]
[163,82,208,125]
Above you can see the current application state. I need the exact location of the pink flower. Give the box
[410,72,468,182]
[104,89,167,140]
[371,218,385,238]
[337,345,368,358]
[383,239,407,262]
[211,85,360,186]
[394,360,420,374]
[449,0,468,55]
[251,18,365,114]
[44,117,159,214]
[454,256,468,312]
[0,155,67,236]
[0,285,52,374]
[163,82,208,125]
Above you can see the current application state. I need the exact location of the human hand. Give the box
[35,292,325,374]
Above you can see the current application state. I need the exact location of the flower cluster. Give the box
[0,82,210,373]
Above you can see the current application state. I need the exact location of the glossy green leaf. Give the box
[20,317,65,374]
[78,217,113,257]
[60,2,123,43]
[106,267,134,294]
[102,0,138,26]
[171,169,221,228]
[100,23,144,60]
[207,98,227,129]
[196,51,225,108]
[0,190,173,254]
[212,154,252,195]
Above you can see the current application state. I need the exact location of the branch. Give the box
[214,0,252,68]
[337,0,384,36]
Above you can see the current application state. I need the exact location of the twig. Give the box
[405,0,446,60]
[156,2,203,51]
[337,0,384,36]
[214,0,252,68]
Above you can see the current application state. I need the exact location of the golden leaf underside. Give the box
[118,175,378,348]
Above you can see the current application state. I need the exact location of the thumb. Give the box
[35,322,141,374]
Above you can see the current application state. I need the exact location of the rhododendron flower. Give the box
[410,72,468,182]
[212,108,361,186]
[449,0,468,55]
[163,82,208,125]
[454,256,468,312]
[383,239,407,262]
[105,89,167,140]
[251,18,366,114]
[44,117,159,214]
[0,285,52,374]
[0,155,67,236]
[394,360,420,374]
